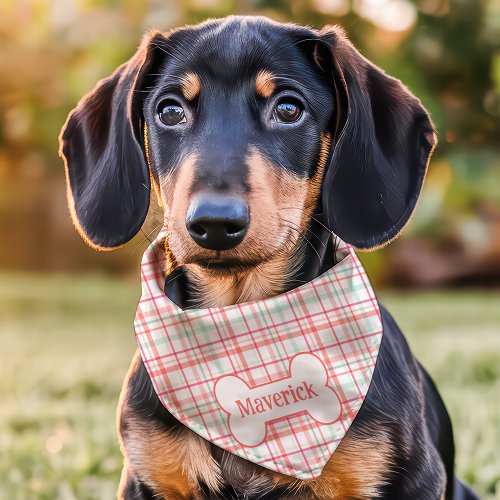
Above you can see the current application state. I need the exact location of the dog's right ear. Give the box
[313,26,436,250]
[59,31,167,250]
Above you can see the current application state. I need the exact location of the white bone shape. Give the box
[214,353,342,447]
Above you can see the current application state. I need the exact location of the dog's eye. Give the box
[273,99,303,123]
[158,100,186,126]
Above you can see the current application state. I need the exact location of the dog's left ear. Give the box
[315,26,437,250]
[59,31,166,250]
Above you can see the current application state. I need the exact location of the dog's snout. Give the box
[186,194,249,251]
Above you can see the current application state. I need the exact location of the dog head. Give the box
[60,16,436,275]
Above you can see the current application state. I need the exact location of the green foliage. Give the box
[0,0,499,274]
[0,273,137,499]
[1,273,499,498]
[0,0,498,170]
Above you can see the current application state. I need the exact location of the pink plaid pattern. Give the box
[134,230,383,479]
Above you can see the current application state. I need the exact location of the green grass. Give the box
[0,273,499,499]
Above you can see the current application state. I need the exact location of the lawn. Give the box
[0,272,499,499]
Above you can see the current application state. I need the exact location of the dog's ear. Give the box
[59,31,167,250]
[316,26,437,250]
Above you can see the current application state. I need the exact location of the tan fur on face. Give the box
[272,429,394,499]
[187,249,302,307]
[180,72,201,101]
[301,131,331,229]
[255,70,275,98]
[144,125,165,211]
[160,153,197,266]
[184,147,316,307]
[159,135,331,308]
[164,148,307,275]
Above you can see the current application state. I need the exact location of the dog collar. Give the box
[134,230,383,479]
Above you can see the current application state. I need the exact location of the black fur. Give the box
[317,34,435,248]
[126,275,476,499]
[60,16,433,250]
[60,15,478,500]
[59,34,164,249]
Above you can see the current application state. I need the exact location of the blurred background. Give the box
[0,0,499,498]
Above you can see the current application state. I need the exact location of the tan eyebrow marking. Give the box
[255,70,275,98]
[180,72,201,101]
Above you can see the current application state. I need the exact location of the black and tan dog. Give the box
[59,16,478,500]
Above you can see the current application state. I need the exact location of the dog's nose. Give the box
[186,194,249,250]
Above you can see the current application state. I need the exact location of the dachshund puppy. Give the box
[59,16,478,500]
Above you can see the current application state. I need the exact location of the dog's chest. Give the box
[120,401,392,500]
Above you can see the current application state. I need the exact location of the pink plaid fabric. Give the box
[134,230,383,479]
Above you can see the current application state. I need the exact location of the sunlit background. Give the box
[1,0,499,498]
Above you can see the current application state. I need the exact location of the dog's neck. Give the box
[185,245,305,307]
[165,217,335,309]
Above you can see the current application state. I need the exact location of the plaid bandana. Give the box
[134,230,383,479]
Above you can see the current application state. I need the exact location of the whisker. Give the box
[277,207,329,248]
[149,208,164,217]
[294,36,334,50]
[130,223,163,255]
[294,222,327,248]
[140,227,154,246]
[151,44,186,66]
[278,206,336,238]
[278,216,322,267]
[164,269,183,287]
